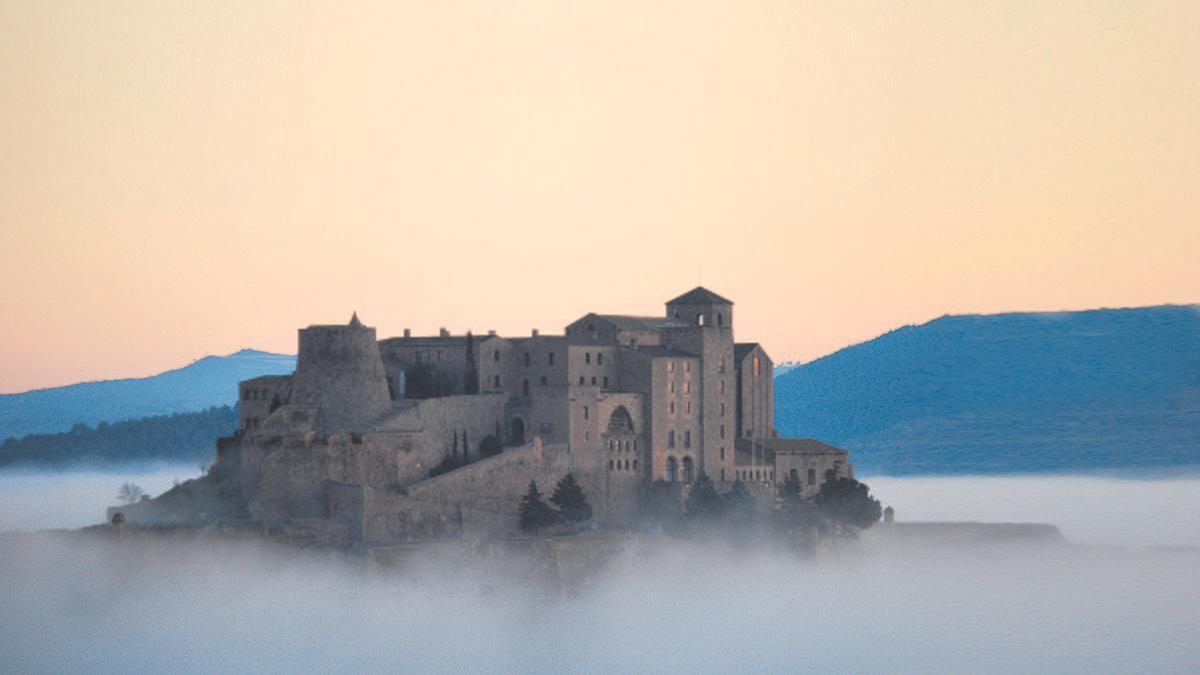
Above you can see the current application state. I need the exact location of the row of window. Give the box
[241,388,272,402]
[735,469,776,482]
[609,458,638,471]
[666,430,692,449]
[608,439,638,452]
[497,374,614,393]
[663,456,694,483]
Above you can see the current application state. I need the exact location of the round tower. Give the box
[291,313,392,431]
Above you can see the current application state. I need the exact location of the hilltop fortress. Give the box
[119,287,852,543]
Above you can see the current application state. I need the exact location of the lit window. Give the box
[667,361,675,372]
[684,361,691,373]
[668,381,676,394]
[753,355,761,376]
[683,381,691,394]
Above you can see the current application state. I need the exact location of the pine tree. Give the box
[724,479,756,520]
[779,472,804,508]
[685,472,725,520]
[550,473,593,524]
[518,480,558,532]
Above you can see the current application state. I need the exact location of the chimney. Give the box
[439,327,449,337]
[487,329,497,336]
[403,328,411,338]
[531,328,539,337]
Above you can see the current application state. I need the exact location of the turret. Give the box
[290,313,392,431]
[665,286,733,330]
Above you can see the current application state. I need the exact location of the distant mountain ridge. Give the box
[774,305,1200,475]
[0,350,295,441]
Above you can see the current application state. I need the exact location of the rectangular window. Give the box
[591,376,597,386]
[668,381,675,394]
[548,353,555,365]
[720,380,725,395]
[684,401,691,414]
[597,353,604,365]
[584,406,589,420]
[579,376,585,385]
[720,403,726,416]
[684,430,691,448]
[667,360,675,372]
[684,381,691,394]
[585,352,591,364]
[720,447,725,460]
[493,350,500,362]
[669,401,675,414]
[524,352,530,366]
[720,425,725,439]
[603,376,609,388]
[436,350,443,362]
[684,361,690,372]
[668,431,675,448]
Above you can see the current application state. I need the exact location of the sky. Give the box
[2,1,1198,393]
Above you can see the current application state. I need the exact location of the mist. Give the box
[1,471,1198,672]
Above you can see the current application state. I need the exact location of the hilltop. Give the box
[774,305,1200,475]
[0,350,295,441]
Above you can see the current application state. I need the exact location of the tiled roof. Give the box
[734,343,761,360]
[666,286,733,306]
[592,314,690,331]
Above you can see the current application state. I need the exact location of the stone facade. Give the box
[141,287,853,543]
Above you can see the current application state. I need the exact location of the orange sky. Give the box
[2,1,1198,394]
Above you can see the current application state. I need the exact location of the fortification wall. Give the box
[355,440,586,542]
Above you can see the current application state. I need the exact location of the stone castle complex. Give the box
[123,287,852,543]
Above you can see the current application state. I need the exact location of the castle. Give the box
[122,287,852,543]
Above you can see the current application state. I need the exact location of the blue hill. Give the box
[0,349,295,441]
[775,305,1200,475]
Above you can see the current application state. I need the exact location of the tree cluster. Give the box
[518,474,593,533]
[674,470,881,546]
[0,406,238,468]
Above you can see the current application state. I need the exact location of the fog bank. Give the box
[0,532,1196,673]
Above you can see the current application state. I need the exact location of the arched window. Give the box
[696,313,705,326]
[682,456,694,483]
[665,457,678,482]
